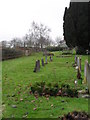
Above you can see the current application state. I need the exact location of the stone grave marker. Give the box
[87,62,90,93]
[41,58,44,66]
[33,60,40,72]
[84,60,88,83]
[37,60,40,71]
[80,57,81,72]
[77,57,81,73]
[75,55,77,64]
[33,60,38,72]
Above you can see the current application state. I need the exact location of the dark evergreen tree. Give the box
[63,2,89,54]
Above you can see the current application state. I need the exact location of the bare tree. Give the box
[28,21,51,49]
[10,38,23,48]
[2,41,7,48]
[55,36,62,46]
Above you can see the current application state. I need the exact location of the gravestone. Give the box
[51,55,53,61]
[45,55,48,64]
[75,55,77,64]
[33,60,40,72]
[41,58,44,66]
[37,60,40,71]
[77,57,81,73]
[80,57,81,72]
[84,60,88,83]
[87,63,90,93]
[33,60,38,72]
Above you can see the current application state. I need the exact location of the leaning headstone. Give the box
[41,58,44,66]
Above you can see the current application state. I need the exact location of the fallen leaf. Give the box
[51,104,53,107]
[12,105,17,108]
[20,98,23,101]
[46,98,49,100]
[31,100,35,103]
[33,108,37,111]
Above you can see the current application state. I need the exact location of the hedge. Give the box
[2,48,23,60]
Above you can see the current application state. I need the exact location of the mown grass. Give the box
[2,51,88,118]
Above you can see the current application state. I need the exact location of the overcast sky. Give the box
[0,0,70,41]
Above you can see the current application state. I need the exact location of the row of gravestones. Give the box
[75,55,90,93]
[33,55,53,72]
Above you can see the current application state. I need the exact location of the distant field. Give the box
[2,51,88,118]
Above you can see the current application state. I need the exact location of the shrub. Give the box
[30,82,78,97]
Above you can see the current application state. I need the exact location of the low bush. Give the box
[30,82,78,97]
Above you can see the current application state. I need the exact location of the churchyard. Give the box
[2,51,89,118]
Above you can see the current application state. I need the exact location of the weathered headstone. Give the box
[77,57,79,68]
[87,63,90,93]
[84,60,88,83]
[77,57,81,73]
[80,57,81,72]
[84,61,90,91]
[33,60,38,72]
[41,58,44,66]
[37,60,40,71]
[75,55,77,64]
[33,60,40,72]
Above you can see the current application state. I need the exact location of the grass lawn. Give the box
[2,51,88,118]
